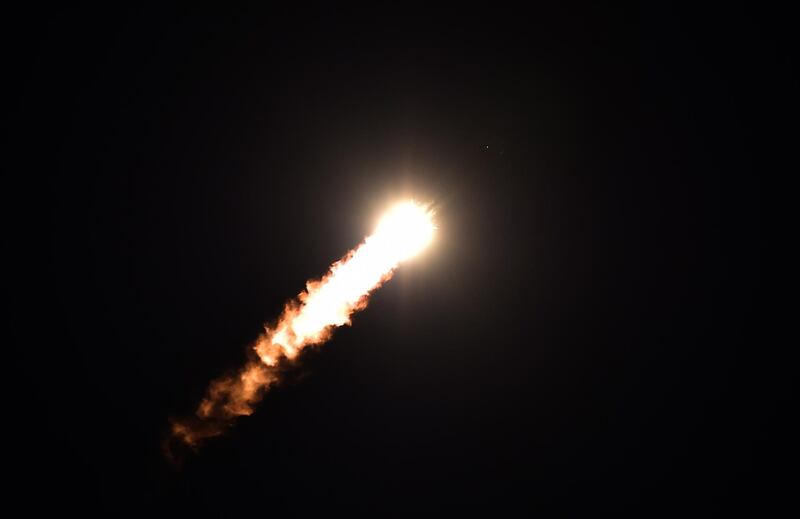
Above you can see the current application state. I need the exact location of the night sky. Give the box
[15,4,775,516]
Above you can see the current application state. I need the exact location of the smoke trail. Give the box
[167,201,435,457]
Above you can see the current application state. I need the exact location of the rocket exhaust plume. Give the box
[167,201,435,458]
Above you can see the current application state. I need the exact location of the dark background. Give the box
[14,4,776,516]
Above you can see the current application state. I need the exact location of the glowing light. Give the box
[374,201,436,261]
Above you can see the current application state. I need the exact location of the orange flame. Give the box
[168,201,435,454]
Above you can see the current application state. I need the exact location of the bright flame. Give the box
[168,200,435,454]
[374,201,436,261]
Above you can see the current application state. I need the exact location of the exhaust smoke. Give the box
[167,201,435,458]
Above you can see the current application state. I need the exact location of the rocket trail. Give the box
[168,201,435,455]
